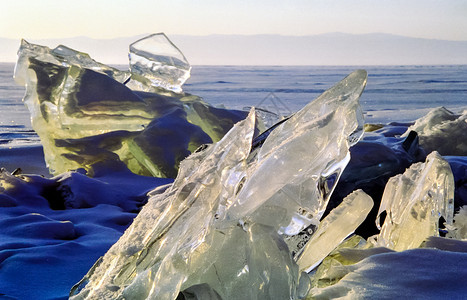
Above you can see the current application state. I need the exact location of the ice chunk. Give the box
[128,33,191,93]
[402,107,467,156]
[371,151,455,251]
[296,189,373,273]
[14,38,247,177]
[226,70,367,235]
[70,70,367,299]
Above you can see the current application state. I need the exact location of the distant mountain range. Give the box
[1,33,466,65]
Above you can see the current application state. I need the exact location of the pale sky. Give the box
[1,0,467,41]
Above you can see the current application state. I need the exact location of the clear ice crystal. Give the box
[70,70,367,299]
[129,33,191,93]
[371,151,455,251]
[226,70,367,234]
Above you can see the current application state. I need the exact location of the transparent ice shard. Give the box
[226,70,367,235]
[14,38,246,176]
[296,190,373,273]
[128,33,191,93]
[371,151,455,251]
[70,70,367,299]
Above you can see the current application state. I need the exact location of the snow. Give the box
[0,164,172,299]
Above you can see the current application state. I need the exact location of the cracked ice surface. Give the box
[371,151,455,251]
[70,70,367,299]
[14,37,247,177]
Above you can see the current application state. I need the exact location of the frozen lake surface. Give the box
[1,63,466,147]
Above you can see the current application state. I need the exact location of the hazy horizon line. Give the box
[2,32,466,65]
